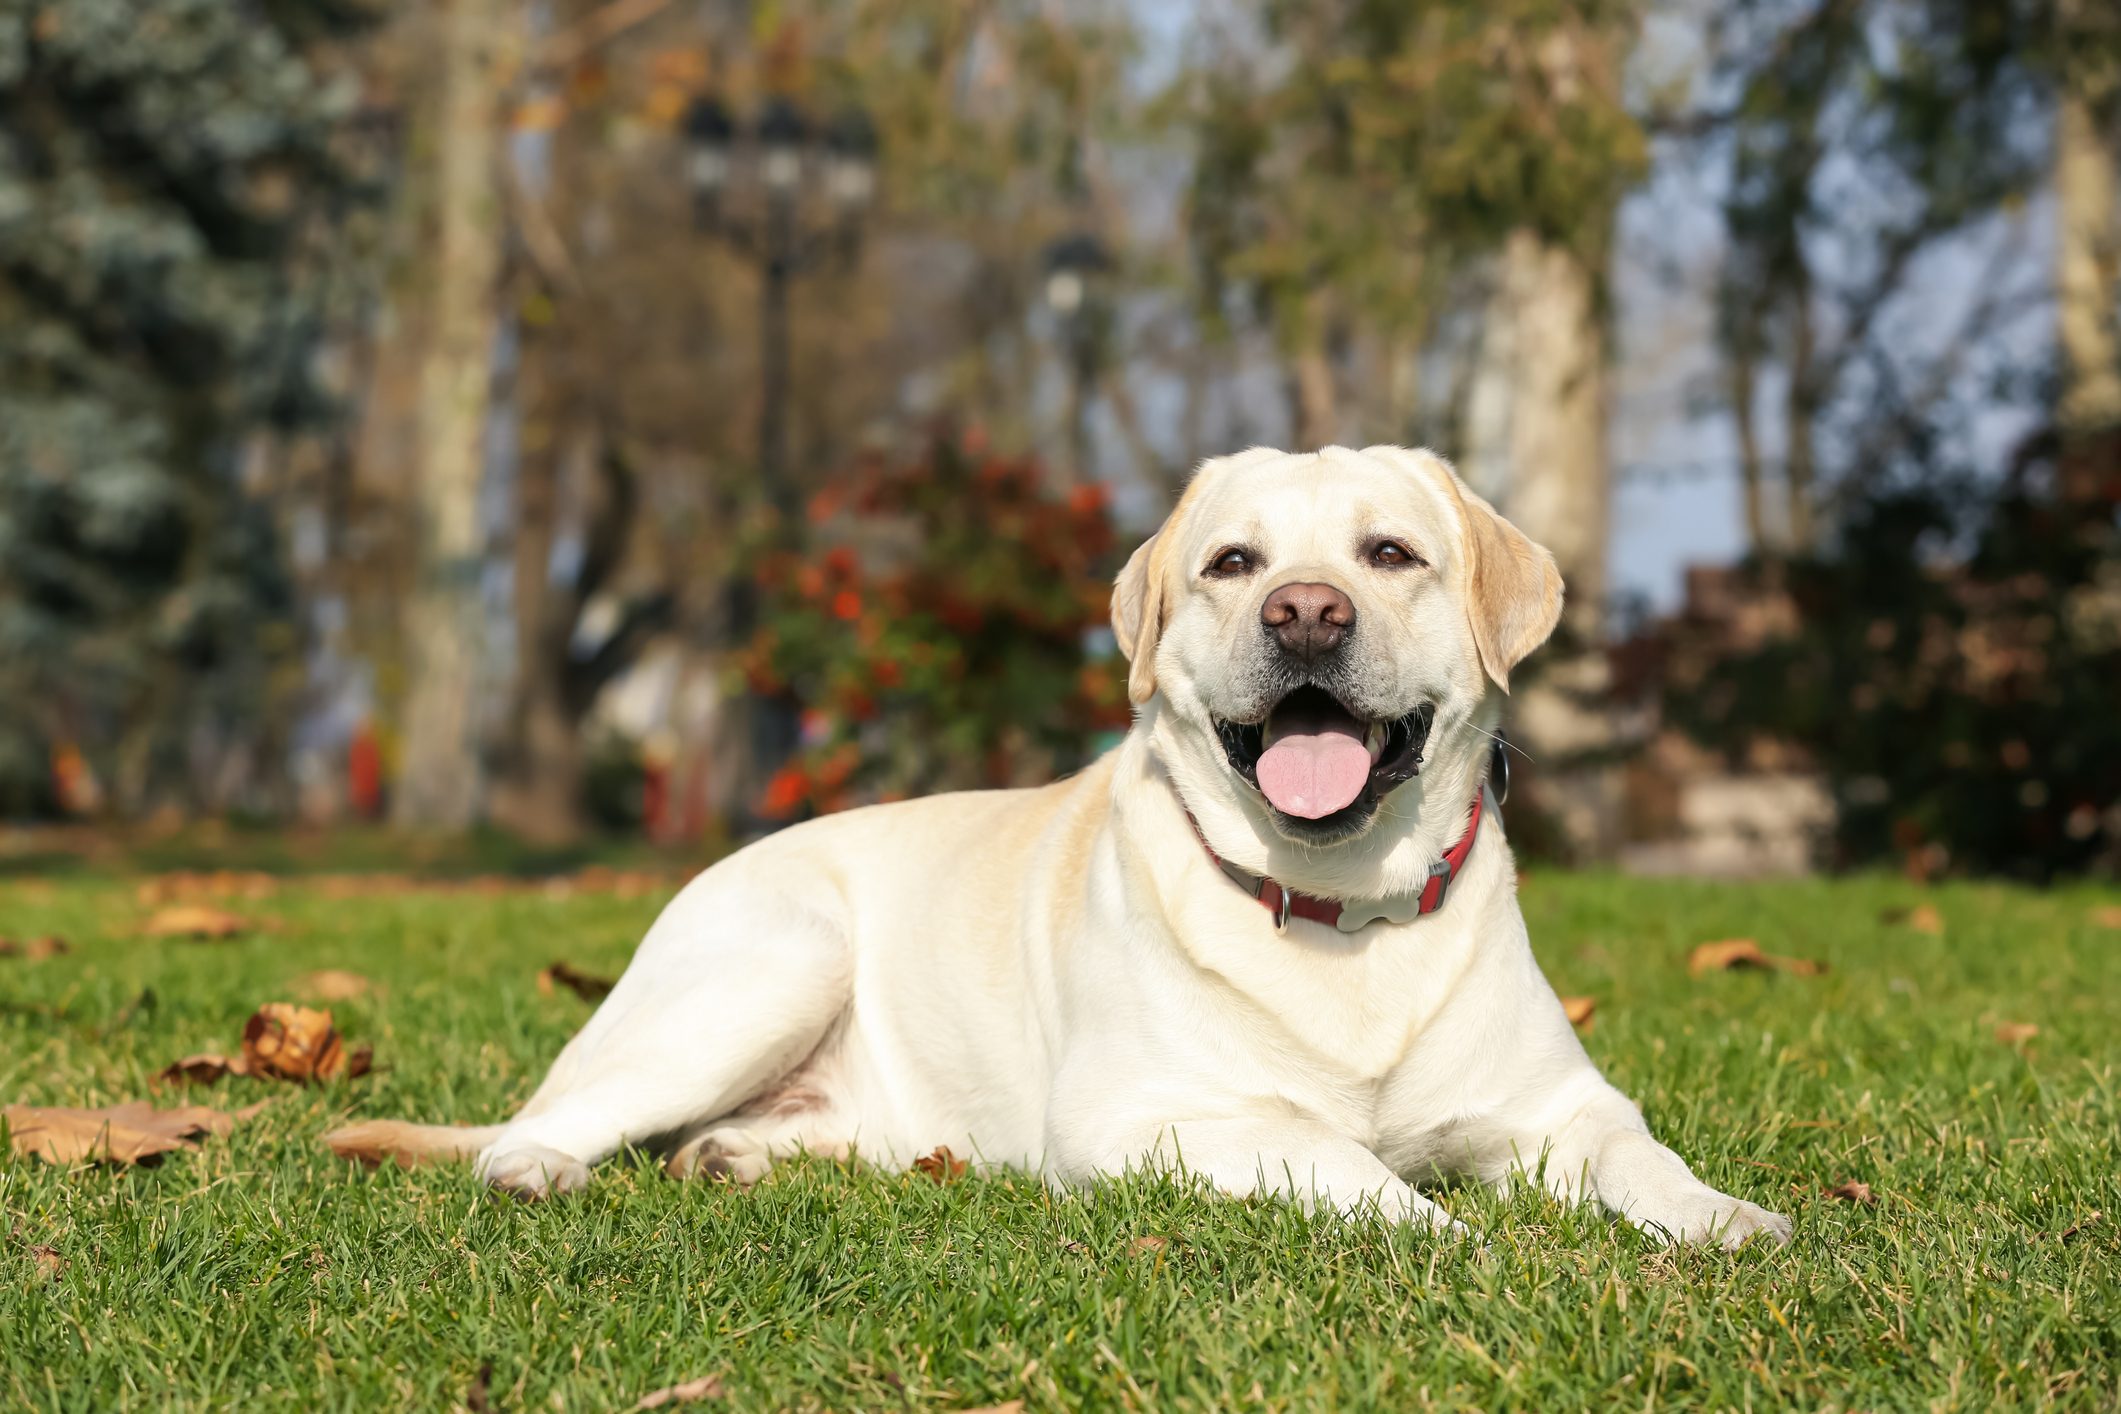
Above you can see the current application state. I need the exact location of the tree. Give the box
[1706,0,2054,557]
[0,0,376,816]
[392,0,519,830]
[2055,0,2121,441]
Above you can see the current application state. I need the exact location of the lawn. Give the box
[3,868,2117,1411]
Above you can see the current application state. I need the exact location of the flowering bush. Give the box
[743,433,1133,818]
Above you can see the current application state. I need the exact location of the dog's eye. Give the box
[1369,540,1422,569]
[1205,547,1254,578]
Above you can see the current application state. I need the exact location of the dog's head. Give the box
[1113,445,1562,852]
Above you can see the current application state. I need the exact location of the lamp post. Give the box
[682,93,879,833]
[1042,231,1113,483]
[683,94,878,505]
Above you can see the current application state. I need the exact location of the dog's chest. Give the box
[1168,892,1477,1082]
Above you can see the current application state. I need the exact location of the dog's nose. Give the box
[1260,581,1355,660]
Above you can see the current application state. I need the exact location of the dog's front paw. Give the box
[1637,1191,1793,1249]
[478,1144,590,1200]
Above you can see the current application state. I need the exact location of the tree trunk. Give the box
[394,0,512,830]
[1725,351,1771,554]
[1469,226,1621,859]
[486,399,592,846]
[2056,19,2121,438]
[1289,290,1340,449]
[1783,258,1819,552]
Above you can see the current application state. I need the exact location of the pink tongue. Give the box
[1257,723,1373,819]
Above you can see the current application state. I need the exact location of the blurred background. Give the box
[0,0,2115,881]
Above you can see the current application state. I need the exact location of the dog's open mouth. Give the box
[1215,686,1433,828]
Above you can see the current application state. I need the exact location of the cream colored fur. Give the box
[328,446,1790,1248]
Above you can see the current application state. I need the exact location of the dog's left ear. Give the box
[1111,529,1168,704]
[1374,447,1563,692]
[1455,482,1564,693]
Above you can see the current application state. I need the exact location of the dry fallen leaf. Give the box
[137,870,277,905]
[632,1374,726,1409]
[0,935,69,960]
[2054,1211,2102,1242]
[3,1100,241,1165]
[913,1146,968,1181]
[1129,1235,1168,1254]
[537,961,615,1001]
[143,904,253,940]
[242,1003,371,1082]
[952,1404,1025,1414]
[291,969,374,1001]
[1687,938,1827,978]
[466,1361,495,1414]
[155,1053,252,1086]
[1826,1179,1877,1206]
[1880,904,1945,934]
[1560,995,1597,1029]
[29,1243,66,1280]
[1994,1022,2040,1045]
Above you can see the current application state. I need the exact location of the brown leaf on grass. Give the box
[536,961,615,1001]
[953,1404,1025,1414]
[1826,1179,1877,1206]
[3,1100,242,1165]
[1129,1235,1168,1254]
[136,870,277,905]
[2089,905,2121,930]
[1880,904,1945,934]
[2054,1211,2102,1242]
[143,904,254,940]
[242,1003,370,1082]
[466,1360,495,1414]
[155,1053,253,1086]
[912,1146,967,1181]
[291,969,374,1001]
[1560,995,1597,1029]
[29,1244,66,1279]
[1687,938,1827,978]
[631,1374,726,1409]
[0,935,69,960]
[1994,1021,2040,1045]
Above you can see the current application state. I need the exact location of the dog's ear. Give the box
[1454,480,1564,692]
[1112,529,1168,704]
[1372,447,1562,692]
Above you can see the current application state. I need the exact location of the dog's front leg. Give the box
[1070,1116,1464,1234]
[1517,1081,1794,1249]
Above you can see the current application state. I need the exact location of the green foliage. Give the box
[743,433,1127,817]
[0,0,374,815]
[1,872,2116,1408]
[1661,457,2121,879]
[1178,0,1646,344]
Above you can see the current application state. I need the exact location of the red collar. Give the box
[1186,789,1488,932]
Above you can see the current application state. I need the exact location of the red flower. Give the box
[1068,483,1108,515]
[825,545,858,578]
[832,589,863,621]
[759,765,809,819]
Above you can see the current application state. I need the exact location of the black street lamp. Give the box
[1043,231,1113,482]
[683,91,879,835]
[683,92,879,511]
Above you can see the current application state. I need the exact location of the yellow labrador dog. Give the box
[333,445,1790,1247]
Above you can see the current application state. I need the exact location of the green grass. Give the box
[3,870,2117,1411]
